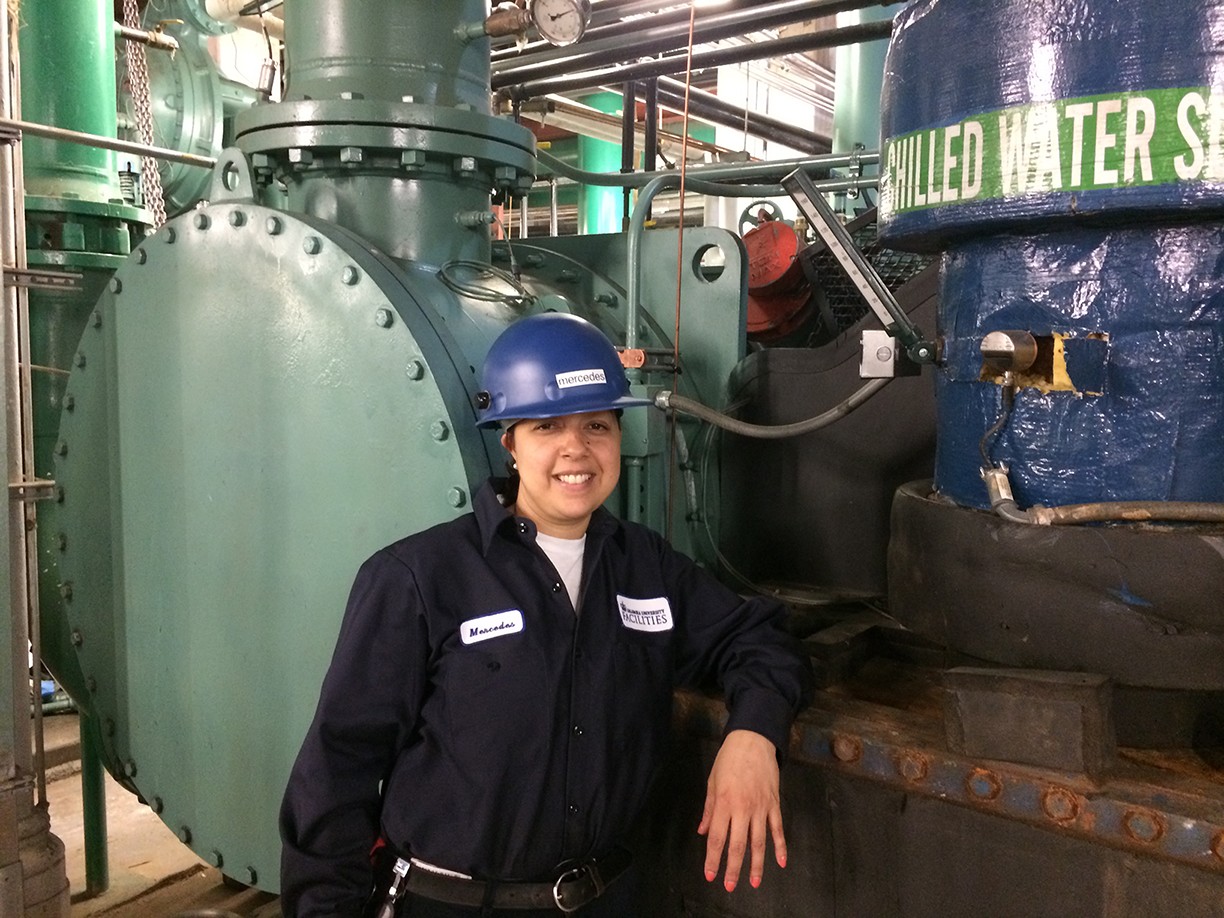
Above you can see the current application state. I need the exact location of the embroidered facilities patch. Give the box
[616,594,673,632]
[460,609,524,645]
[555,368,607,389]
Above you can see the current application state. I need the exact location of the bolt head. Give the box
[151,795,163,813]
[164,227,177,244]
[830,734,862,763]
[136,249,148,264]
[178,826,192,844]
[430,420,450,441]
[287,148,313,165]
[85,677,97,693]
[375,308,393,328]
[244,866,258,885]
[341,266,360,286]
[303,236,322,255]
[193,212,210,230]
[265,216,283,236]
[405,360,424,380]
[70,628,82,646]
[229,210,247,227]
[109,277,122,294]
[123,759,137,778]
[448,487,467,508]
[339,146,364,164]
[209,849,224,868]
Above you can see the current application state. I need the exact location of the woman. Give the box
[280,313,812,916]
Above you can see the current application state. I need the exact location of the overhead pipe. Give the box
[203,0,285,42]
[648,77,831,154]
[501,20,894,102]
[492,0,899,84]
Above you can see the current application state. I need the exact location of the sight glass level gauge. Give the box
[531,0,591,46]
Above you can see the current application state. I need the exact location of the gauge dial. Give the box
[530,0,592,46]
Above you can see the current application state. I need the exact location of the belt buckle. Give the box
[551,865,588,914]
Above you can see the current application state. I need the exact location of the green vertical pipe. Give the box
[578,92,625,235]
[81,712,109,896]
[832,7,891,154]
[18,0,122,203]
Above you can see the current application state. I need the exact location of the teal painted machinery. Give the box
[44,0,745,888]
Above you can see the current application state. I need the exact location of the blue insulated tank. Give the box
[878,0,1224,510]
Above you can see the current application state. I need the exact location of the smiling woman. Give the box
[278,313,813,918]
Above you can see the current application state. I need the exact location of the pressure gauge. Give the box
[530,0,592,46]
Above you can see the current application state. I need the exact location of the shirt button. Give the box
[568,804,579,815]
[518,522,528,534]
[552,582,563,593]
[572,725,583,736]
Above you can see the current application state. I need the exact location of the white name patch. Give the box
[460,609,524,645]
[616,594,673,632]
[555,368,607,389]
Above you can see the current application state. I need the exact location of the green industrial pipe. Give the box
[18,0,122,202]
[578,92,625,234]
[81,713,109,896]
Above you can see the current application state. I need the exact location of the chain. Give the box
[122,0,167,227]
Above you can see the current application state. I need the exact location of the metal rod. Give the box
[643,78,657,221]
[493,0,899,82]
[549,177,559,236]
[504,20,895,101]
[620,80,635,229]
[114,22,180,53]
[0,116,216,168]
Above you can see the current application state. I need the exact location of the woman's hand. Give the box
[696,729,785,892]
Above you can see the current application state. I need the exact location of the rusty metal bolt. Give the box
[966,768,1002,801]
[179,825,192,844]
[1122,809,1165,844]
[1212,831,1224,862]
[1041,786,1080,823]
[830,734,862,764]
[151,796,164,814]
[897,751,929,783]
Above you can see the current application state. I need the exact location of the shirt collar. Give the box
[474,477,620,556]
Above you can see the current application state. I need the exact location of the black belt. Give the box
[404,847,632,913]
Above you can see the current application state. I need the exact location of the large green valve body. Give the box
[48,0,748,890]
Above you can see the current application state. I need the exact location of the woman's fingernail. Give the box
[779,854,787,868]
[751,876,761,889]
[705,870,716,882]
[725,879,737,893]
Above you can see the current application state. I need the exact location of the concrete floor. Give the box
[40,713,281,917]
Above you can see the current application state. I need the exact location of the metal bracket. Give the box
[3,267,83,291]
[9,479,56,502]
[0,121,18,145]
[781,167,937,364]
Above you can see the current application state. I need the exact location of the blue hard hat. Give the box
[475,313,651,428]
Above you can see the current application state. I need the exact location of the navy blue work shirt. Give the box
[280,478,813,916]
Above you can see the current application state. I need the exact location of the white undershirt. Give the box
[535,531,586,613]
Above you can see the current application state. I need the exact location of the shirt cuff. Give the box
[723,688,796,760]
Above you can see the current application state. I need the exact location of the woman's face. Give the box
[501,410,622,538]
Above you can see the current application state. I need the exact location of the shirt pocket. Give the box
[439,635,548,763]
